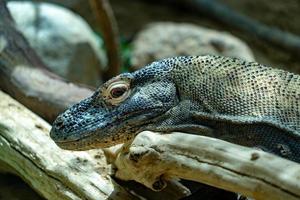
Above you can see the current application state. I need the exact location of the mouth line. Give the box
[54,138,82,146]
[53,107,166,146]
[121,106,165,121]
[54,139,96,151]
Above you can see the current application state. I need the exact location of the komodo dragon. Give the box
[50,55,300,163]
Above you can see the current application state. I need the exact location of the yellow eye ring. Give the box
[110,85,127,98]
[104,80,130,105]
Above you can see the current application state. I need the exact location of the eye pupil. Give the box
[110,87,127,98]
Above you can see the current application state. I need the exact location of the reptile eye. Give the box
[104,80,131,105]
[110,86,127,98]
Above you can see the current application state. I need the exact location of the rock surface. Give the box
[8,1,106,86]
[131,22,255,69]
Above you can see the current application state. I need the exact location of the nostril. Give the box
[55,119,65,129]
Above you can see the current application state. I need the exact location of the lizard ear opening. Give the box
[103,80,131,105]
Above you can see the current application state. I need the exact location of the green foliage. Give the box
[94,32,132,73]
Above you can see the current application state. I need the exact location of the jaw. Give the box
[54,131,134,150]
[51,108,167,150]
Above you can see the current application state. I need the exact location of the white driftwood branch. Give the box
[0,90,136,200]
[113,131,300,200]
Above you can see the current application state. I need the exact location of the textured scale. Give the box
[51,55,300,163]
[169,56,299,133]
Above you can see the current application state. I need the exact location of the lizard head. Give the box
[50,60,179,150]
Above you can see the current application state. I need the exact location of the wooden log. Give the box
[112,131,300,200]
[0,90,136,200]
[0,90,193,200]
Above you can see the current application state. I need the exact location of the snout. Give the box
[50,97,96,144]
[50,117,63,142]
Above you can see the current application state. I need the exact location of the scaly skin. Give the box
[50,55,300,163]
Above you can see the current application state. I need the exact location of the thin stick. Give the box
[89,0,121,80]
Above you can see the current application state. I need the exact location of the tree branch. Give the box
[89,0,121,80]
[160,0,300,56]
[111,131,300,200]
[0,0,93,122]
[0,90,137,200]
[0,90,192,200]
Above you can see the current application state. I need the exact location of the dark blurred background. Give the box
[1,0,299,199]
